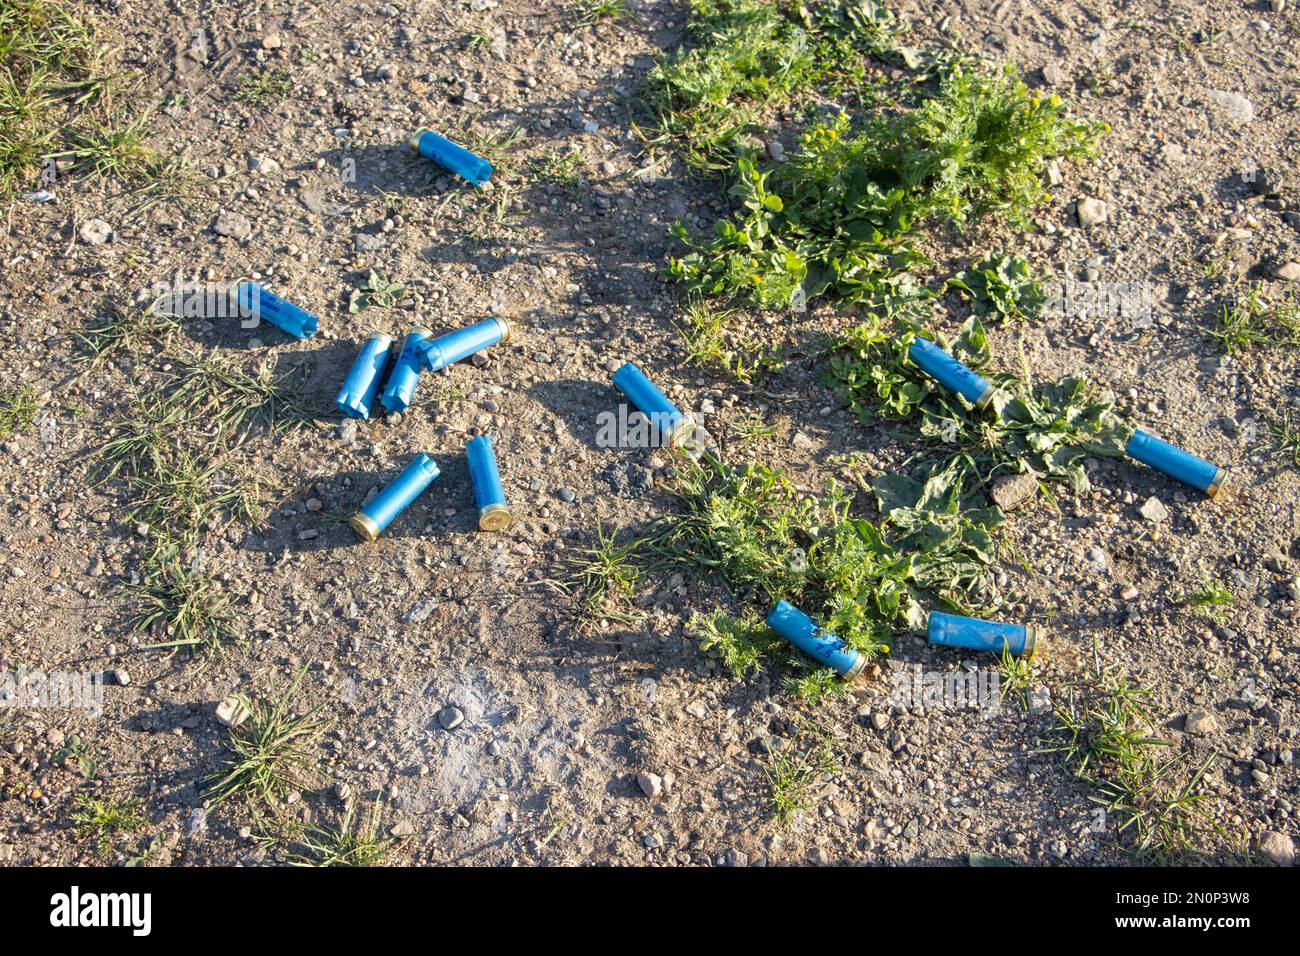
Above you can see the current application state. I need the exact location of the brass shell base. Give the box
[478,504,512,532]
[1206,467,1227,499]
[350,512,380,542]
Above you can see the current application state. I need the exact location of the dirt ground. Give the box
[1,0,1298,866]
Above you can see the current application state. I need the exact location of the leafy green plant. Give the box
[1184,578,1234,623]
[828,314,1130,494]
[668,62,1101,310]
[639,0,826,172]
[661,453,1001,695]
[234,68,292,106]
[53,733,96,779]
[895,63,1101,227]
[0,386,39,438]
[70,794,146,856]
[869,456,1003,592]
[639,0,906,172]
[948,252,1046,322]
[693,608,783,678]
[668,119,926,309]
[348,271,407,313]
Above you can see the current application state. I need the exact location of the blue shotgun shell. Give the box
[611,362,695,447]
[1125,428,1226,497]
[235,282,318,339]
[351,454,442,541]
[765,600,867,680]
[380,327,433,413]
[336,332,393,420]
[466,434,512,531]
[927,611,1037,657]
[409,128,493,184]
[907,337,996,410]
[416,317,510,372]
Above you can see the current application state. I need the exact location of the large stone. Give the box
[1076,197,1108,227]
[213,210,253,239]
[1272,261,1300,282]
[636,772,663,798]
[1184,711,1218,735]
[78,219,113,245]
[215,696,250,727]
[1259,830,1295,866]
[1138,496,1168,523]
[437,706,464,730]
[991,473,1038,512]
[1205,90,1255,124]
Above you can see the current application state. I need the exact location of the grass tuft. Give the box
[674,296,781,382]
[234,68,292,106]
[565,517,644,627]
[1048,649,1220,860]
[1207,286,1300,355]
[0,0,112,199]
[288,802,396,867]
[131,552,239,656]
[207,665,331,808]
[1269,408,1300,468]
[168,354,313,442]
[78,304,182,368]
[574,0,632,27]
[766,723,837,827]
[529,150,583,197]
